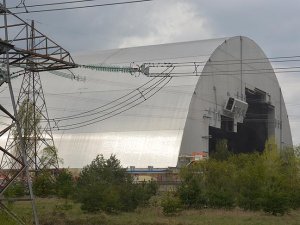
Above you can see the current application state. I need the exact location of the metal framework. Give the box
[4,69,59,173]
[0,1,76,224]
[0,13,75,72]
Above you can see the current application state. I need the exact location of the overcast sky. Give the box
[7,0,300,144]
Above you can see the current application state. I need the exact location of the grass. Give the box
[1,198,300,225]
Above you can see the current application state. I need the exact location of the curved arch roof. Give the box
[0,37,292,168]
[51,38,229,167]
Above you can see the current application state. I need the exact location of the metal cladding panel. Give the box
[179,36,293,157]
[41,38,227,168]
[0,37,292,168]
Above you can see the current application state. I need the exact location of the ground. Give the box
[0,198,300,225]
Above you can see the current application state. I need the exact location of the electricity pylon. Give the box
[5,20,59,174]
[0,1,76,224]
[5,70,59,173]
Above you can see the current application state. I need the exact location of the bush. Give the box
[177,138,300,215]
[261,189,290,216]
[210,139,232,161]
[33,171,55,197]
[289,189,300,209]
[55,169,74,201]
[119,181,158,211]
[161,193,183,215]
[178,162,207,208]
[148,195,162,208]
[205,160,235,209]
[4,181,26,198]
[76,154,157,213]
[206,190,235,209]
[234,153,264,211]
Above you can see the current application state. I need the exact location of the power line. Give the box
[137,55,300,66]
[145,69,300,78]
[5,53,300,130]
[11,0,111,9]
[49,67,174,130]
[129,60,300,77]
[54,77,162,120]
[77,54,300,78]
[54,76,172,130]
[56,77,170,127]
[55,75,170,123]
[11,0,155,14]
[4,60,300,130]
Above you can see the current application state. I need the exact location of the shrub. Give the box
[205,160,235,209]
[210,139,232,161]
[33,171,55,197]
[161,193,183,215]
[148,195,162,208]
[76,154,157,213]
[261,189,290,216]
[4,181,25,198]
[177,138,300,215]
[178,162,207,208]
[234,153,264,211]
[55,169,74,201]
[206,190,235,209]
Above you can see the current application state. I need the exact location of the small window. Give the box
[225,97,235,111]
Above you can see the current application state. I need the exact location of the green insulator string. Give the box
[78,64,139,75]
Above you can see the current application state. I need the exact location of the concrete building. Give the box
[37,36,292,168]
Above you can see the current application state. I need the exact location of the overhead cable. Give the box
[12,0,154,14]
[11,0,111,9]
[54,76,172,130]
[52,67,174,130]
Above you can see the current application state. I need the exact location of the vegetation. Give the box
[2,140,300,224]
[178,138,300,215]
[75,154,158,213]
[55,169,75,201]
[40,145,62,169]
[13,98,60,169]
[161,192,183,215]
[1,198,300,225]
[210,139,232,161]
[33,171,55,197]
[3,181,26,198]
[13,98,41,158]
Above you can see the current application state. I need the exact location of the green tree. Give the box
[179,159,235,209]
[55,169,74,202]
[161,192,183,215]
[178,161,207,208]
[178,138,300,215]
[233,153,264,211]
[280,147,300,209]
[40,145,62,169]
[3,181,25,198]
[260,139,290,215]
[13,98,60,169]
[33,171,55,197]
[294,145,300,158]
[76,154,157,213]
[210,139,232,161]
[205,159,235,209]
[13,98,41,158]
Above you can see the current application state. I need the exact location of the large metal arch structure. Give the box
[48,36,292,168]
[180,36,292,158]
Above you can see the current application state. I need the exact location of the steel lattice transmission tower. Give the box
[0,1,76,224]
[5,20,59,173]
[5,70,59,172]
